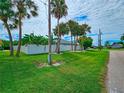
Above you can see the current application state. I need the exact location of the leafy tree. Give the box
[22,34,34,45]
[1,40,10,50]
[120,34,124,47]
[0,40,3,46]
[105,41,111,48]
[0,0,14,56]
[13,0,38,57]
[46,33,56,45]
[53,22,69,52]
[121,33,124,42]
[51,0,68,54]
[83,37,93,50]
[22,34,49,45]
[0,40,3,50]
[78,36,93,50]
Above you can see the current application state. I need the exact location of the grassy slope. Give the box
[0,50,109,93]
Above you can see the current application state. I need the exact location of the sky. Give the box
[0,0,124,45]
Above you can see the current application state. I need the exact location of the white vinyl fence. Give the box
[14,44,80,54]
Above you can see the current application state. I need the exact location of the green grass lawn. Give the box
[0,50,109,93]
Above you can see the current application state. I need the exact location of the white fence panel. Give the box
[14,44,81,54]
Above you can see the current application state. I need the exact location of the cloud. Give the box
[73,15,88,21]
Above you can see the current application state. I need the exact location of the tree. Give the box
[67,20,81,51]
[98,29,102,50]
[0,40,3,46]
[73,23,91,51]
[79,24,91,36]
[67,20,78,51]
[105,41,111,48]
[120,34,124,47]
[53,22,69,52]
[0,0,14,56]
[22,34,34,45]
[121,34,124,41]
[51,0,68,54]
[78,36,93,50]
[13,0,38,57]
[22,34,49,45]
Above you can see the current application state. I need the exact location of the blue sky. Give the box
[0,0,124,45]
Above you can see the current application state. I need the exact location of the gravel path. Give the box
[107,51,124,93]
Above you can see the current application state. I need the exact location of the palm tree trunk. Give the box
[57,18,60,54]
[71,32,73,51]
[48,0,52,65]
[4,22,14,56]
[55,40,58,52]
[16,13,22,57]
[74,36,76,51]
[75,35,78,51]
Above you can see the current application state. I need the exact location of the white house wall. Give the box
[14,44,81,54]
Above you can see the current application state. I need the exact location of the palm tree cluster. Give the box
[0,0,92,63]
[53,20,91,52]
[0,0,38,56]
[51,0,68,54]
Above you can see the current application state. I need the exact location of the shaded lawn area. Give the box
[0,50,109,93]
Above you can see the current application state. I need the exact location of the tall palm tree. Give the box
[53,22,69,52]
[67,20,80,51]
[51,0,68,54]
[13,0,38,57]
[74,24,91,50]
[68,23,91,51]
[0,0,14,56]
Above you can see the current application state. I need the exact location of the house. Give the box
[111,43,123,49]
[14,39,80,54]
[60,39,72,45]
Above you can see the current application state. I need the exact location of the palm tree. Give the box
[69,23,91,51]
[67,20,80,51]
[74,24,91,50]
[53,22,69,52]
[67,20,76,51]
[51,0,68,54]
[13,0,38,57]
[0,0,14,56]
[79,24,91,36]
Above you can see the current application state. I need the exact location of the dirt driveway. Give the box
[107,51,124,93]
